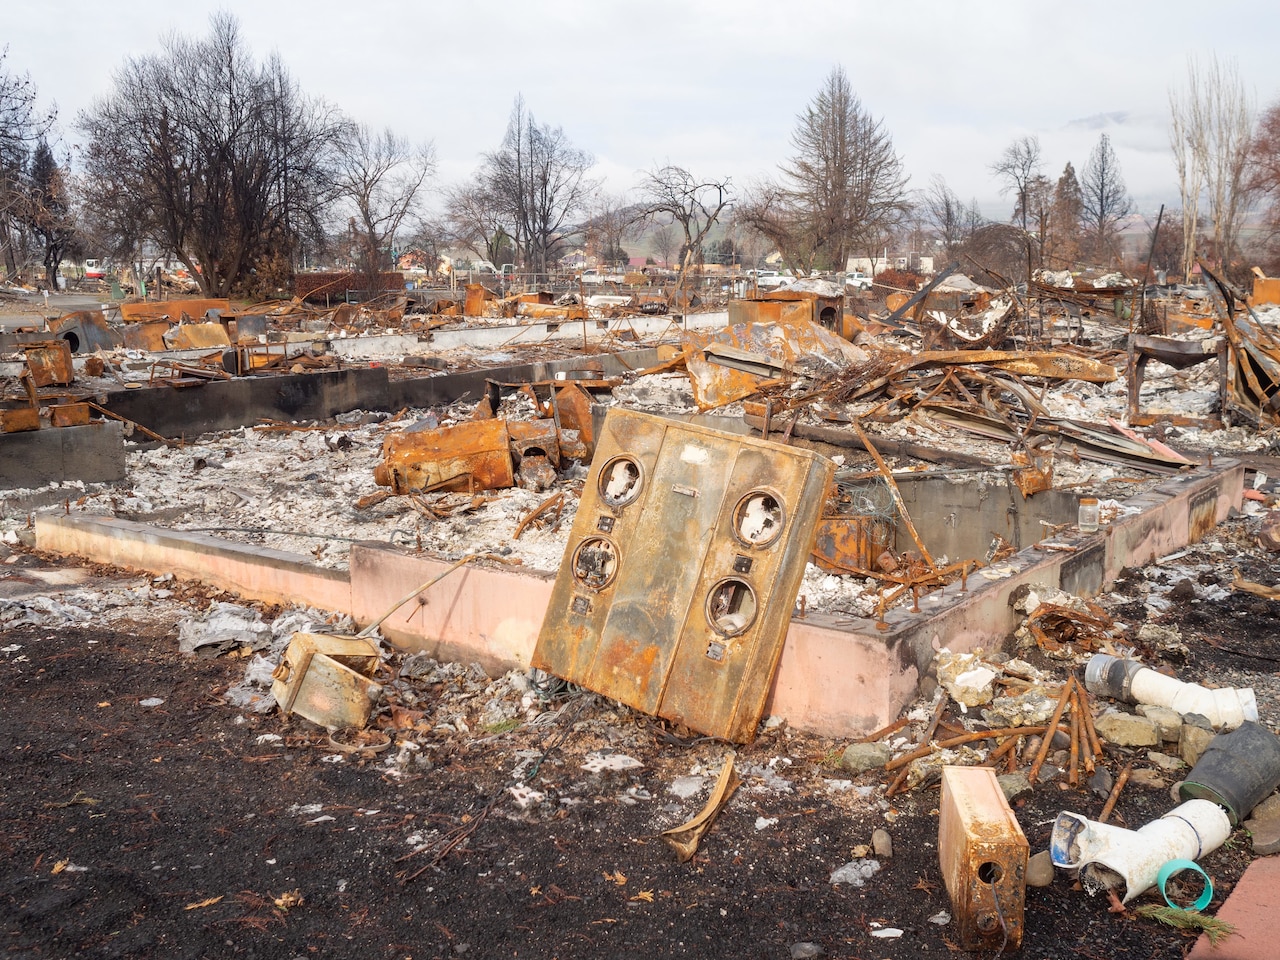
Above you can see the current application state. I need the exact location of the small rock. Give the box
[1037,763,1062,783]
[1146,750,1184,773]
[1026,850,1055,887]
[830,860,881,886]
[1166,579,1197,602]
[840,742,892,774]
[1095,711,1159,747]
[1050,729,1072,750]
[997,772,1033,802]
[1183,712,1214,732]
[1090,768,1114,800]
[1180,725,1216,766]
[871,828,893,858]
[937,652,998,707]
[928,910,951,925]
[870,928,903,939]
[1050,749,1070,768]
[1244,812,1280,856]
[1137,704,1183,742]
[790,943,824,959]
[1128,768,1168,789]
[139,697,165,708]
[1248,792,1280,823]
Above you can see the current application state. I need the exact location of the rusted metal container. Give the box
[49,403,91,427]
[938,766,1028,951]
[464,283,488,317]
[531,408,833,743]
[1,408,41,433]
[270,633,383,731]
[373,418,514,494]
[24,340,74,387]
[811,515,894,573]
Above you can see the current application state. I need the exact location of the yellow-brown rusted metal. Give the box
[531,409,833,743]
[373,418,514,494]
[938,766,1028,951]
[23,340,74,387]
[270,633,383,731]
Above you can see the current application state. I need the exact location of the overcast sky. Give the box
[8,1,1280,224]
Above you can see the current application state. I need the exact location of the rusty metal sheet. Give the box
[516,301,587,321]
[531,409,834,743]
[899,350,1117,383]
[682,319,869,410]
[50,403,91,428]
[1,408,41,433]
[508,418,560,467]
[122,319,171,352]
[553,382,597,460]
[464,283,488,317]
[811,515,894,573]
[1010,449,1054,497]
[938,766,1028,952]
[270,633,382,730]
[47,311,122,353]
[24,340,74,387]
[119,298,230,322]
[166,322,231,350]
[373,418,513,494]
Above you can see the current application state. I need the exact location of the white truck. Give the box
[578,267,627,285]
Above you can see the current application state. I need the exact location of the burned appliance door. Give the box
[532,409,833,742]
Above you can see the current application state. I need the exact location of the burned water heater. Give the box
[532,409,833,742]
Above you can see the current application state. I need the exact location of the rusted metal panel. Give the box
[166,322,231,349]
[122,319,171,352]
[1010,449,1054,497]
[811,515,894,573]
[938,766,1028,952]
[47,311,122,353]
[24,340,74,387]
[119,299,230,322]
[1,408,41,433]
[270,633,382,730]
[464,283,488,317]
[373,418,514,494]
[531,409,834,743]
[50,403,91,428]
[553,382,597,460]
[516,301,588,321]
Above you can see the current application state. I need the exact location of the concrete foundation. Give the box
[0,421,126,487]
[34,459,1243,739]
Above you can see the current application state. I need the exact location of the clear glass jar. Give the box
[1078,497,1100,533]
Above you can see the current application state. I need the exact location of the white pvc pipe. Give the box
[1049,799,1231,905]
[1086,654,1257,731]
[1127,669,1256,730]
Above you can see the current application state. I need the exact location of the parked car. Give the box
[845,271,873,291]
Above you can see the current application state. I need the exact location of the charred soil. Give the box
[1,531,1276,960]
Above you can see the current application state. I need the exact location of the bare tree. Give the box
[921,175,974,259]
[648,221,676,268]
[1170,55,1255,278]
[990,135,1043,276]
[443,181,514,269]
[584,191,634,267]
[77,14,342,297]
[1247,99,1280,267]
[0,46,56,279]
[19,139,78,286]
[990,136,1043,235]
[741,67,906,274]
[482,96,595,276]
[331,124,435,293]
[1080,133,1132,264]
[635,165,732,300]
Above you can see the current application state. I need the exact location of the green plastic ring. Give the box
[1156,858,1213,912]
